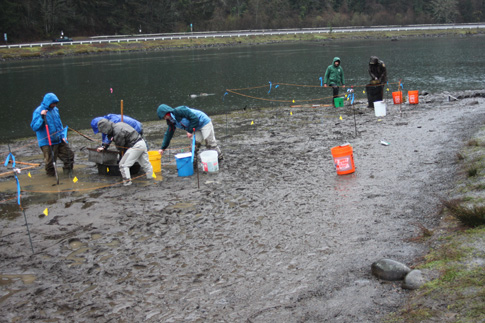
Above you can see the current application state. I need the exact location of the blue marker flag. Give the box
[4,152,15,168]
[319,77,323,87]
[268,81,272,94]
[191,129,196,164]
[346,88,355,105]
[62,126,69,143]
[14,176,21,205]
[4,153,21,205]
[223,91,228,102]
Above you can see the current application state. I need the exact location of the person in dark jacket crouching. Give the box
[96,118,153,186]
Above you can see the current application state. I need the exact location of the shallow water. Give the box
[0,36,484,141]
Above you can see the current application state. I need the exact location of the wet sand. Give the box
[1,91,485,322]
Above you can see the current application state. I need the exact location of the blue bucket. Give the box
[175,152,194,177]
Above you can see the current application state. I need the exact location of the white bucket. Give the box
[200,150,219,172]
[374,101,386,117]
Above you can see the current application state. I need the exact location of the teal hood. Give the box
[157,104,174,119]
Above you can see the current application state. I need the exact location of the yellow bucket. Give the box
[148,151,161,173]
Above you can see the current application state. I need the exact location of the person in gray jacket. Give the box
[96,118,153,186]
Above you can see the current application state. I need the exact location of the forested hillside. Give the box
[1,0,484,42]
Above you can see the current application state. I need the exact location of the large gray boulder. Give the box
[371,258,411,281]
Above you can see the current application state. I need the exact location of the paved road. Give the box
[2,23,484,49]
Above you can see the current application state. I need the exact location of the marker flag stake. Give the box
[223,91,228,102]
[346,87,355,105]
[4,148,34,254]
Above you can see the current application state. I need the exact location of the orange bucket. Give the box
[392,91,403,104]
[331,145,355,175]
[408,90,419,104]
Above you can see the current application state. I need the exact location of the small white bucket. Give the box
[200,150,219,172]
[374,101,386,117]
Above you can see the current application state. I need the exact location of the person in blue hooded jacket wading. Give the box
[157,104,223,162]
[30,93,74,176]
[324,57,346,107]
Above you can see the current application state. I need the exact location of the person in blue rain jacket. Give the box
[30,93,74,176]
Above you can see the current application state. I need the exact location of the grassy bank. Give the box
[0,28,482,60]
[385,127,485,322]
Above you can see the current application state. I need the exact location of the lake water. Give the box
[0,35,484,141]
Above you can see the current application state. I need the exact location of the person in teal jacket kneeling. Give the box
[157,104,223,162]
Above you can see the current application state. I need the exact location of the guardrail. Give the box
[1,23,484,49]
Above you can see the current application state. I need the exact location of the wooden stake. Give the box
[121,100,124,122]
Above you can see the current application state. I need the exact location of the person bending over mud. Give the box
[96,118,153,186]
[157,104,223,163]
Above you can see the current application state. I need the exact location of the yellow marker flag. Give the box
[387,88,389,91]
[290,111,293,116]
[363,90,366,94]
[43,208,48,216]
[107,167,109,173]
[73,176,78,183]
[251,121,254,125]
[292,100,295,103]
[152,172,157,179]
[339,115,343,120]
[28,172,32,178]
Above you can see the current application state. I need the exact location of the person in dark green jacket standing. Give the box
[324,57,346,107]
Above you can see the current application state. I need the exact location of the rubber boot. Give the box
[63,168,73,177]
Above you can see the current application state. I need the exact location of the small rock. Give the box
[371,258,411,281]
[402,269,425,290]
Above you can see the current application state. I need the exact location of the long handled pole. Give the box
[193,128,199,189]
[42,115,59,185]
